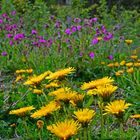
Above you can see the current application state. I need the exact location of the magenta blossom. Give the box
[9,40,13,46]
[74,18,81,23]
[1,52,7,56]
[92,38,99,45]
[32,29,37,35]
[11,11,16,16]
[93,18,98,22]
[77,25,82,31]
[89,52,95,59]
[104,32,113,41]
[71,26,77,33]
[65,28,71,35]
[7,34,13,38]
[0,19,3,24]
[14,33,25,41]
[107,55,113,60]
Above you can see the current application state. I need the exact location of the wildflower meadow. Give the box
[0,0,140,140]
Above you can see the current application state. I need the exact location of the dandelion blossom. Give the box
[47,119,81,140]
[81,77,114,90]
[74,108,95,124]
[31,101,60,119]
[9,106,35,116]
[130,114,140,119]
[104,100,131,116]
[46,67,75,80]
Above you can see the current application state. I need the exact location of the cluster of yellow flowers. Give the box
[9,67,139,140]
[105,50,140,76]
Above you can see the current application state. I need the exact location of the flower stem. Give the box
[84,126,88,140]
[119,122,124,140]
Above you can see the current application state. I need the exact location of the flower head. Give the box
[47,119,81,140]
[33,89,43,95]
[104,100,131,117]
[46,67,75,81]
[95,85,118,98]
[91,38,98,45]
[81,77,114,90]
[125,40,133,45]
[37,120,44,129]
[1,52,7,56]
[74,108,95,124]
[89,52,95,59]
[31,101,60,119]
[9,106,35,116]
[130,114,140,119]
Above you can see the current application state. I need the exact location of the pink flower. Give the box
[92,38,99,45]
[89,52,95,59]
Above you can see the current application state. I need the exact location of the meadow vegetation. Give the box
[0,0,140,139]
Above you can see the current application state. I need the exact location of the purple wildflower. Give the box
[89,52,95,59]
[55,21,61,28]
[65,28,71,35]
[1,52,7,56]
[93,18,97,22]
[77,25,82,31]
[9,40,13,46]
[74,18,81,23]
[11,11,16,16]
[92,38,99,45]
[0,19,3,24]
[71,26,77,33]
[103,32,113,41]
[39,39,46,43]
[31,29,37,35]
[7,34,13,38]
[14,33,25,41]
[107,55,113,60]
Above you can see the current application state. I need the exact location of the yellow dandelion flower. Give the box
[37,120,44,129]
[130,55,138,60]
[125,40,133,45]
[126,62,133,67]
[70,94,84,104]
[120,60,126,66]
[54,91,77,101]
[132,49,137,55]
[9,106,35,116]
[15,75,24,82]
[87,89,98,96]
[16,68,33,74]
[130,114,140,119]
[46,67,75,80]
[47,119,81,140]
[134,63,140,67]
[31,101,60,119]
[16,69,26,74]
[74,108,95,124]
[81,77,114,90]
[24,71,52,86]
[107,63,114,68]
[115,70,124,76]
[101,61,106,65]
[97,37,102,41]
[48,87,70,96]
[26,69,33,74]
[95,85,118,98]
[104,100,131,116]
[33,89,43,95]
[45,81,60,89]
[127,67,134,73]
[114,62,119,67]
